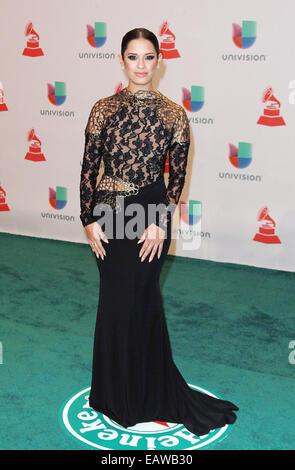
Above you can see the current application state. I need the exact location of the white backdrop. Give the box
[1,0,294,272]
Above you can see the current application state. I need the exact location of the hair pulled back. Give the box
[121,28,159,59]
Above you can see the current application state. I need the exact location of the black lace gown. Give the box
[79,87,239,436]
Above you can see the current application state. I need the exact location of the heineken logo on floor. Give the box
[59,386,232,450]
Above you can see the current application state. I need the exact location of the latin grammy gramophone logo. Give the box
[0,185,10,212]
[49,186,67,210]
[232,20,256,49]
[87,22,107,48]
[22,21,44,57]
[0,82,8,111]
[229,142,252,169]
[158,21,180,59]
[182,86,204,112]
[257,87,286,126]
[253,206,281,244]
[25,128,46,162]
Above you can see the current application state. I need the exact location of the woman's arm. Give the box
[80,100,105,227]
[138,107,190,262]
[157,106,191,231]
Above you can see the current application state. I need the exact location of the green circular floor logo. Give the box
[59,385,233,450]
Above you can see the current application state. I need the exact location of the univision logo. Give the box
[222,20,266,62]
[49,186,67,209]
[41,81,74,117]
[229,141,252,168]
[59,386,233,450]
[182,86,204,112]
[79,21,115,59]
[183,86,214,126]
[218,141,262,182]
[47,81,66,106]
[232,20,256,49]
[41,186,74,222]
[176,200,207,249]
[180,200,202,226]
[87,22,107,48]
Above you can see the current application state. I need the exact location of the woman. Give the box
[79,28,239,436]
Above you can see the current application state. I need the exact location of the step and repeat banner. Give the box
[1,0,294,271]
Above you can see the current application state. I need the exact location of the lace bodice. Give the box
[80,86,190,230]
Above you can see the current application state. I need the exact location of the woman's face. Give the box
[119,38,161,88]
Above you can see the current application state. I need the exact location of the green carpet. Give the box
[0,232,294,450]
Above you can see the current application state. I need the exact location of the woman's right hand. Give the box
[85,221,109,259]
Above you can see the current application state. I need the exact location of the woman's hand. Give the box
[137,223,166,262]
[85,221,109,259]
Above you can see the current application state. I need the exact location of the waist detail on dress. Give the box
[96,174,164,193]
[93,174,165,213]
[96,174,139,194]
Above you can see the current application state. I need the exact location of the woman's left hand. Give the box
[137,223,166,262]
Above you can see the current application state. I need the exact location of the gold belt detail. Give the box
[94,175,140,212]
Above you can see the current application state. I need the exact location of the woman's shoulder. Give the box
[156,91,189,134]
[157,91,187,117]
[88,91,122,120]
[91,91,119,107]
[157,92,190,143]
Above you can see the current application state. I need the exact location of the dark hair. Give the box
[121,28,159,59]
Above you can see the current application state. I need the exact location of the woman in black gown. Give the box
[79,28,239,436]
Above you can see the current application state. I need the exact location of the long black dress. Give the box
[79,86,239,436]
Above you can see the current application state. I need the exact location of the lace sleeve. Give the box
[157,106,190,231]
[80,100,105,227]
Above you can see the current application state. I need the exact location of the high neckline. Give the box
[121,87,162,103]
